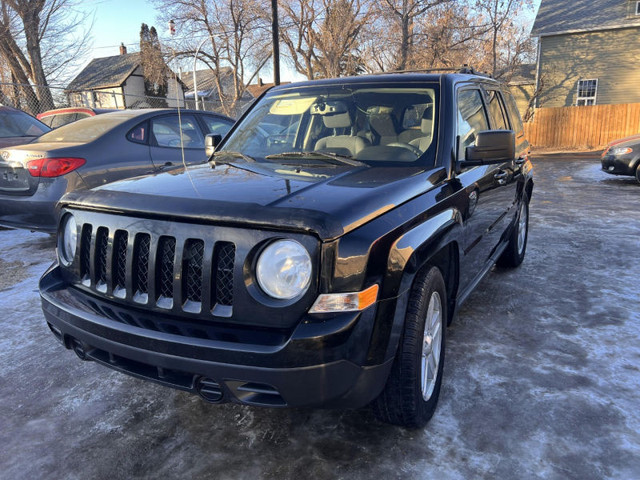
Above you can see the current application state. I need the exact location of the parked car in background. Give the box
[0,108,234,232]
[37,107,118,129]
[0,105,50,148]
[601,134,640,184]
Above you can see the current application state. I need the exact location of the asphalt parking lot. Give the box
[1,154,638,479]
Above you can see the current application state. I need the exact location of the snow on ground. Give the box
[0,155,639,479]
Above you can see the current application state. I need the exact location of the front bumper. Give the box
[601,154,637,176]
[40,264,394,409]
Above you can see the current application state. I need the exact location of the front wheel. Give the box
[497,191,529,268]
[373,266,447,428]
[635,164,640,184]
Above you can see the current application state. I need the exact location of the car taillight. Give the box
[26,157,86,177]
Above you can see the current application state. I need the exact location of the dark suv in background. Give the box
[40,71,533,427]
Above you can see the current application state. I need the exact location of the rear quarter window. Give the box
[51,113,78,129]
[127,122,148,144]
[502,91,525,134]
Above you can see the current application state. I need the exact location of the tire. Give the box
[635,164,640,184]
[497,191,529,268]
[373,266,447,428]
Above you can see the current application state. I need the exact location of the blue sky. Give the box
[75,0,289,82]
[74,0,542,84]
[80,0,159,61]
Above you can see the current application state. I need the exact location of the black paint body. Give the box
[40,73,534,408]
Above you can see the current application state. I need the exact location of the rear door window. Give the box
[151,114,204,149]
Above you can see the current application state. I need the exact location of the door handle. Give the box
[156,161,174,172]
[494,170,508,185]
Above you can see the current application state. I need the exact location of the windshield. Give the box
[221,84,438,166]
[35,114,126,143]
[0,109,50,138]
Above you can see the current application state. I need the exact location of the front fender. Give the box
[369,209,463,364]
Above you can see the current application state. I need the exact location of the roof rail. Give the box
[373,65,493,78]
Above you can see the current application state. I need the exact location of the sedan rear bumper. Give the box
[0,175,79,232]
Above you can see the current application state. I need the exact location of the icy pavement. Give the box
[0,154,639,479]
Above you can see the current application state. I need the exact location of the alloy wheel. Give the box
[421,291,443,401]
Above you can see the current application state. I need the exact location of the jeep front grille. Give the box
[77,224,235,317]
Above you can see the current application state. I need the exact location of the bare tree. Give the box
[279,0,321,79]
[279,0,370,79]
[0,0,91,113]
[152,0,272,116]
[313,0,369,77]
[376,0,449,71]
[473,0,534,78]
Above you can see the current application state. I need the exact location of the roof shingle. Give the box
[531,0,640,37]
[67,53,141,91]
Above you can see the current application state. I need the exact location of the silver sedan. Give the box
[0,108,234,232]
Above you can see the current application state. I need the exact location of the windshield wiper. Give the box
[210,150,256,164]
[264,151,366,167]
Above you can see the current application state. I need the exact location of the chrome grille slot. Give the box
[156,236,176,309]
[94,227,109,293]
[182,239,204,313]
[213,242,235,317]
[80,224,92,286]
[112,230,128,298]
[132,233,150,303]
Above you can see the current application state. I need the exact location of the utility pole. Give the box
[271,0,280,85]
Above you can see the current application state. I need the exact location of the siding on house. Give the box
[538,27,640,107]
[509,84,535,118]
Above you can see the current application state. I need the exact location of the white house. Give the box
[66,45,185,109]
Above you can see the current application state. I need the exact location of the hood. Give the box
[61,160,445,240]
[607,134,640,148]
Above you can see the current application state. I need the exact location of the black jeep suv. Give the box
[40,72,533,427]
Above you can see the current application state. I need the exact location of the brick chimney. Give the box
[119,43,127,55]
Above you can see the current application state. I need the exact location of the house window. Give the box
[576,79,598,106]
[636,1,640,15]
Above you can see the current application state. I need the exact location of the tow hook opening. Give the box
[195,376,224,403]
[67,337,89,361]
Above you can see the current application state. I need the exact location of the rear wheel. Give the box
[373,266,446,428]
[497,191,529,268]
[635,164,640,184]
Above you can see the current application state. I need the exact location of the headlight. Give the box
[611,147,632,156]
[256,240,312,300]
[58,214,77,266]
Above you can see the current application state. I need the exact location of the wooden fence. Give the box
[523,103,640,150]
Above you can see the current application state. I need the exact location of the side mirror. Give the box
[461,130,515,167]
[205,134,222,158]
